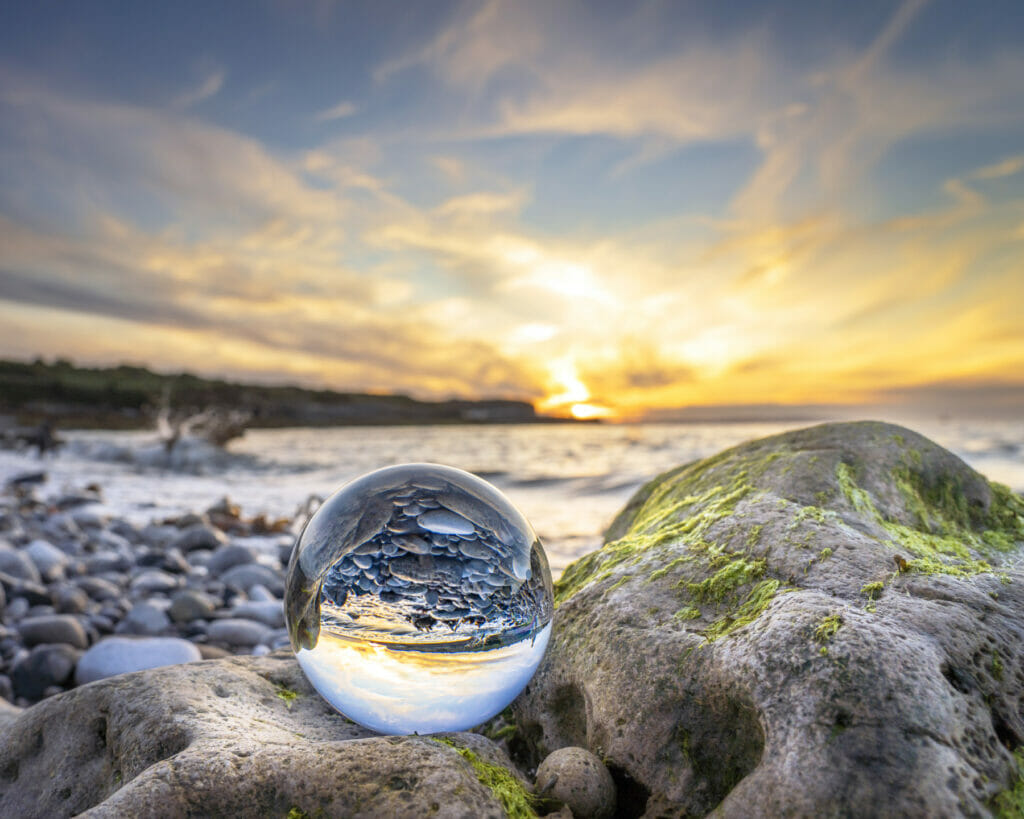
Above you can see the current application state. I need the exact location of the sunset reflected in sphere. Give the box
[285,463,554,734]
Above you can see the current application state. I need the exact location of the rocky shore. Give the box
[1,421,1023,817]
[0,484,297,706]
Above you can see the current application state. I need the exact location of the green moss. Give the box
[746,523,764,547]
[650,556,693,581]
[818,547,833,560]
[993,654,1005,681]
[286,809,309,819]
[275,686,300,709]
[491,723,518,741]
[991,749,1024,818]
[860,581,884,600]
[835,462,1020,578]
[674,605,701,621]
[814,614,842,643]
[685,557,766,603]
[704,579,783,641]
[432,738,537,819]
[556,475,754,605]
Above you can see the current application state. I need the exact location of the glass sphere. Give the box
[285,463,554,734]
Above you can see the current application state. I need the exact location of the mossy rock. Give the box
[515,421,1024,816]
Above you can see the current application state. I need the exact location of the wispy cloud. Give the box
[173,66,225,109]
[314,99,357,122]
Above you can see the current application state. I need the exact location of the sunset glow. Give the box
[1,1,1022,418]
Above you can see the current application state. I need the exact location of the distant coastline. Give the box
[0,358,589,430]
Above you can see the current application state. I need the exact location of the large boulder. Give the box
[515,421,1024,817]
[0,652,535,817]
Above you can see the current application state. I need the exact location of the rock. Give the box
[16,614,90,649]
[53,584,91,614]
[198,644,230,659]
[0,548,41,583]
[0,654,530,817]
[75,575,124,602]
[167,590,217,623]
[515,421,1024,817]
[536,747,616,819]
[0,571,51,606]
[129,569,181,596]
[170,524,227,553]
[75,636,203,684]
[116,602,170,636]
[207,618,272,647]
[10,644,80,700]
[25,538,69,580]
[248,583,276,602]
[85,551,132,574]
[220,563,284,595]
[206,543,256,575]
[6,470,46,487]
[230,600,285,628]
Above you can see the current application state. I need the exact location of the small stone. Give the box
[219,563,283,595]
[417,509,476,536]
[168,590,217,623]
[206,618,272,647]
[25,539,69,580]
[129,570,181,595]
[0,549,41,584]
[170,524,227,553]
[75,576,123,602]
[17,614,90,649]
[229,600,285,628]
[116,602,171,636]
[535,747,616,819]
[206,544,256,576]
[247,584,276,602]
[53,585,90,614]
[11,644,81,701]
[75,636,202,685]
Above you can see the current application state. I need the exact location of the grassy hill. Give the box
[0,358,547,429]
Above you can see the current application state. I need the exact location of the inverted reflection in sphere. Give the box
[285,463,554,734]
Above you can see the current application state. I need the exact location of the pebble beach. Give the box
[0,472,301,706]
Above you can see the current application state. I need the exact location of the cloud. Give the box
[173,66,225,109]
[314,99,357,122]
[971,155,1024,181]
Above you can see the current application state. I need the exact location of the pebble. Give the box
[0,549,42,584]
[116,602,170,636]
[168,590,218,623]
[26,539,70,579]
[535,747,616,819]
[229,600,285,628]
[17,615,90,649]
[75,576,123,602]
[129,570,181,595]
[220,563,283,595]
[11,644,81,700]
[75,636,203,685]
[170,524,228,553]
[206,544,256,575]
[207,618,272,647]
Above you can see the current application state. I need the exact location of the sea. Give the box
[1,417,1022,578]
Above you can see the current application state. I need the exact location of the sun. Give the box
[570,402,614,421]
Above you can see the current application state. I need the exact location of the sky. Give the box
[1,0,1022,419]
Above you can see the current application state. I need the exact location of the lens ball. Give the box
[285,463,554,734]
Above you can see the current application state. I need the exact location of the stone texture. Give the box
[515,421,1024,817]
[535,746,616,819]
[0,653,528,817]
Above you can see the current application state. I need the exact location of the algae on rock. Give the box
[515,421,1024,817]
